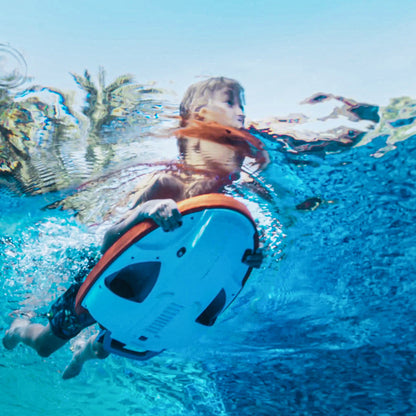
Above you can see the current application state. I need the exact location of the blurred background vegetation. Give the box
[0,67,167,195]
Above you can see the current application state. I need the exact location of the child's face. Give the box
[198,87,245,128]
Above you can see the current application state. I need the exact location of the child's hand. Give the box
[140,199,182,232]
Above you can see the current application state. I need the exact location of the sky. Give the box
[1,0,415,118]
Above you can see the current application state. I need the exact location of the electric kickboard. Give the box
[75,193,259,360]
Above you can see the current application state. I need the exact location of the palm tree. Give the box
[0,68,166,194]
[72,67,162,137]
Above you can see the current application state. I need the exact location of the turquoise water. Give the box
[1,70,416,415]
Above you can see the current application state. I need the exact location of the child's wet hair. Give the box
[179,77,245,126]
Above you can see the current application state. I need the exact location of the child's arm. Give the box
[130,173,186,208]
[101,198,182,252]
[101,174,185,252]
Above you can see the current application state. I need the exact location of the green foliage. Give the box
[0,68,166,194]
[359,97,416,157]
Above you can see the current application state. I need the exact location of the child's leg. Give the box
[3,319,67,357]
[63,332,109,380]
[3,282,95,359]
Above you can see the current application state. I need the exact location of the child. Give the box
[3,77,268,379]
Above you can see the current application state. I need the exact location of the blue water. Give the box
[1,76,416,415]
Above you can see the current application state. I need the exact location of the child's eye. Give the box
[227,100,234,106]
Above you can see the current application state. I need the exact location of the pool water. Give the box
[1,81,415,416]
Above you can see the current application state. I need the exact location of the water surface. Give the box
[1,67,415,415]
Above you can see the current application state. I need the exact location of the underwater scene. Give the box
[1,3,416,415]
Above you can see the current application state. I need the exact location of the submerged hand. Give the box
[140,199,182,232]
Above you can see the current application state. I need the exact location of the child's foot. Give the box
[2,318,30,350]
[62,339,87,380]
